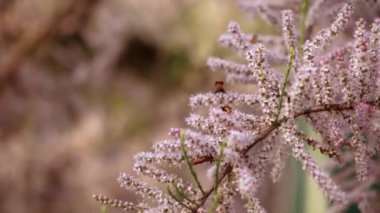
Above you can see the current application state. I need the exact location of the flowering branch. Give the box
[189,99,379,211]
[193,100,378,166]
[94,1,380,212]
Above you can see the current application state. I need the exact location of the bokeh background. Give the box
[0,0,351,212]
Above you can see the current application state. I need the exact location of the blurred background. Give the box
[0,0,347,212]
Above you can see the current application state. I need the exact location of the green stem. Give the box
[101,206,107,213]
[166,185,194,211]
[276,0,308,122]
[209,141,227,213]
[299,0,309,55]
[172,181,199,206]
[275,45,295,121]
[180,130,206,195]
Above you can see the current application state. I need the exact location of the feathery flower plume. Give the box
[94,1,380,212]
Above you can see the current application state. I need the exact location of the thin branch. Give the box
[275,45,295,122]
[209,141,227,213]
[172,181,199,206]
[296,131,342,162]
[180,130,206,195]
[195,166,233,210]
[192,156,213,165]
[166,185,194,211]
[299,0,309,54]
[191,100,378,209]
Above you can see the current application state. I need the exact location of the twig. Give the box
[192,156,213,165]
[180,130,206,195]
[166,185,194,211]
[275,45,295,121]
[296,131,342,162]
[172,181,199,206]
[299,0,309,54]
[195,166,233,210]
[194,102,364,167]
[209,141,227,213]
[191,100,378,209]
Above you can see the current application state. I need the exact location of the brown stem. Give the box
[192,102,359,165]
[296,131,342,162]
[192,156,213,165]
[191,100,378,209]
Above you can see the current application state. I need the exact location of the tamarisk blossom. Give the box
[94,1,380,212]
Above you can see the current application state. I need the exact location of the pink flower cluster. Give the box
[94,1,380,212]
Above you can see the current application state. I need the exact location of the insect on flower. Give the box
[221,105,233,114]
[214,81,225,94]
[214,81,233,114]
